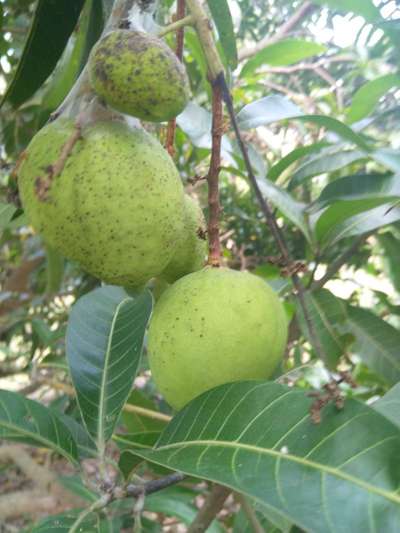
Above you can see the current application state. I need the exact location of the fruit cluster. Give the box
[18,28,288,410]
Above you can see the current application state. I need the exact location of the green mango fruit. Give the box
[162,194,207,283]
[18,118,184,287]
[88,29,190,122]
[148,267,288,409]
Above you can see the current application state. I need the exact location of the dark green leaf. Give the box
[315,202,400,246]
[66,286,153,450]
[132,381,400,532]
[297,290,348,368]
[27,510,100,532]
[122,390,167,433]
[1,0,85,108]
[0,390,78,464]
[346,306,400,386]
[374,384,400,428]
[378,232,400,293]
[347,74,400,124]
[0,202,17,230]
[241,39,326,77]
[312,173,400,211]
[206,0,238,68]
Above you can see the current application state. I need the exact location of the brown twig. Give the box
[217,75,328,364]
[207,77,223,266]
[165,0,186,157]
[34,123,82,201]
[187,484,231,533]
[125,472,186,497]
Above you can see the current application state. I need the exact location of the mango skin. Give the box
[162,195,207,283]
[148,267,288,410]
[88,30,190,122]
[18,118,185,287]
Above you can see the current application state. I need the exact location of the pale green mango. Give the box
[18,118,185,287]
[148,267,288,410]
[162,195,207,283]
[88,29,190,122]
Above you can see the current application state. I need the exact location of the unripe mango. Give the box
[88,30,190,122]
[18,118,185,287]
[162,195,207,283]
[148,267,288,409]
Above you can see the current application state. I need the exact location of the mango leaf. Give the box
[314,202,400,246]
[378,232,400,293]
[131,381,400,532]
[27,510,101,532]
[374,383,400,429]
[347,74,400,124]
[57,413,97,459]
[241,39,326,77]
[311,0,381,22]
[311,173,400,211]
[206,0,238,69]
[0,202,17,230]
[346,306,400,386]
[117,431,161,478]
[0,390,78,464]
[66,286,153,451]
[289,147,367,189]
[1,0,85,108]
[296,289,348,369]
[372,148,400,174]
[122,390,167,433]
[256,178,312,243]
[234,498,291,533]
[267,142,328,182]
[237,97,372,151]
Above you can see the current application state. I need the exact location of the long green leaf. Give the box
[297,290,348,368]
[0,390,78,464]
[0,202,17,230]
[267,142,328,182]
[241,39,326,77]
[206,0,238,69]
[66,286,153,451]
[347,74,400,124]
[237,97,372,150]
[132,381,400,532]
[256,178,312,243]
[378,232,400,293]
[374,383,400,429]
[346,306,400,386]
[1,0,85,108]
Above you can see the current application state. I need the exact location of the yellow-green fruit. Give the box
[162,195,207,283]
[18,118,184,287]
[148,267,288,410]
[88,29,190,122]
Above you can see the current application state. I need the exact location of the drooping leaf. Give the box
[314,202,400,246]
[0,390,78,464]
[237,97,372,150]
[373,148,400,174]
[374,383,400,428]
[206,0,238,69]
[311,173,400,211]
[347,74,400,124]
[1,0,85,109]
[66,286,153,451]
[256,179,312,243]
[241,39,326,77]
[289,147,367,189]
[267,141,329,182]
[132,381,400,532]
[346,306,400,386]
[296,289,348,368]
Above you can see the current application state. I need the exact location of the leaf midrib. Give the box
[144,439,400,504]
[97,296,133,452]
